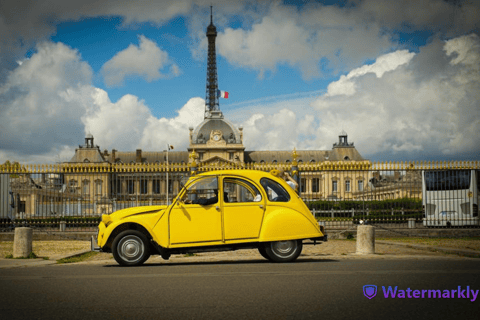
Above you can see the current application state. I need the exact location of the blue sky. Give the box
[0,0,479,163]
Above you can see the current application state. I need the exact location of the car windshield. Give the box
[260,178,290,202]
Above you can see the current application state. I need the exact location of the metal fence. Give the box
[1,161,479,233]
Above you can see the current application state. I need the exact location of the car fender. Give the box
[98,211,163,249]
[259,207,323,242]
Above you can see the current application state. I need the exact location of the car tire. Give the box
[258,246,272,261]
[112,230,151,266]
[264,240,303,263]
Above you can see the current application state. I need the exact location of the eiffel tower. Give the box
[204,6,223,119]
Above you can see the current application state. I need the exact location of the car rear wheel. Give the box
[112,230,150,266]
[258,246,272,261]
[264,240,302,262]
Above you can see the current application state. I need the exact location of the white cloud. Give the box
[0,42,92,162]
[325,50,416,96]
[0,40,202,163]
[310,34,480,159]
[101,35,180,86]
[220,33,480,160]
[216,2,393,79]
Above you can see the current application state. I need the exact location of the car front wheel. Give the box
[112,230,150,266]
[264,240,302,262]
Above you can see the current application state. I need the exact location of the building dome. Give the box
[191,118,241,145]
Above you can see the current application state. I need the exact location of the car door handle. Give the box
[259,205,264,209]
[216,206,220,211]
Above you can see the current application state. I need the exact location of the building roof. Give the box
[191,117,242,145]
[108,151,189,164]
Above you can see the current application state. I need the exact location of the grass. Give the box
[184,252,197,257]
[376,237,480,251]
[4,252,38,259]
[57,251,98,264]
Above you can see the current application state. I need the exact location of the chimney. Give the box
[136,149,142,163]
[112,149,116,163]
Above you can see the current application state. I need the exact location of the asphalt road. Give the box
[1,258,479,320]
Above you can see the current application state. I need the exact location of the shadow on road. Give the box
[102,257,339,268]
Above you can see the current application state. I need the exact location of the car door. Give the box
[169,176,222,245]
[222,176,265,241]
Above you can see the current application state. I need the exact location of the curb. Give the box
[376,241,480,258]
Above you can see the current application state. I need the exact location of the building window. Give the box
[312,178,320,193]
[345,180,351,192]
[358,180,364,192]
[82,180,90,195]
[95,180,102,195]
[140,180,148,194]
[332,181,338,193]
[300,178,307,193]
[153,179,161,194]
[114,179,122,194]
[68,180,77,194]
[229,152,234,160]
[127,180,135,194]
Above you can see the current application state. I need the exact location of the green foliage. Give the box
[308,198,422,211]
[346,233,355,240]
[309,198,423,222]
[184,252,197,257]
[4,252,38,259]
[14,217,101,227]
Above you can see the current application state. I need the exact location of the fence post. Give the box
[331,208,334,219]
[312,208,316,218]
[13,227,33,258]
[59,221,66,232]
[408,218,416,229]
[351,208,354,217]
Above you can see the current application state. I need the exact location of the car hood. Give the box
[107,205,167,222]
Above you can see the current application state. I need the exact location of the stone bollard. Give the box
[60,221,66,232]
[356,225,375,254]
[13,227,33,258]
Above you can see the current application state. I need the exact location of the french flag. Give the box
[218,90,229,99]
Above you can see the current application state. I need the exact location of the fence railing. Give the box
[1,161,479,232]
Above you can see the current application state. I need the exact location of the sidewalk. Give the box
[1,239,478,269]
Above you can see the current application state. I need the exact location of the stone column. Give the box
[13,227,33,258]
[356,225,375,254]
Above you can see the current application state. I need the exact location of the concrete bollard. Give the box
[59,221,66,232]
[13,227,33,258]
[356,225,375,254]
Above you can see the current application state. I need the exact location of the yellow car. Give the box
[96,170,326,266]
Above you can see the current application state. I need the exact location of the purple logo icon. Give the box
[364,285,377,299]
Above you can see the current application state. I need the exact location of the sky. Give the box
[0,0,479,164]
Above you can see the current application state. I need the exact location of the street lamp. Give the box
[166,144,174,205]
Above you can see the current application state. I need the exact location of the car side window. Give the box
[260,178,291,202]
[182,176,218,205]
[224,178,262,203]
